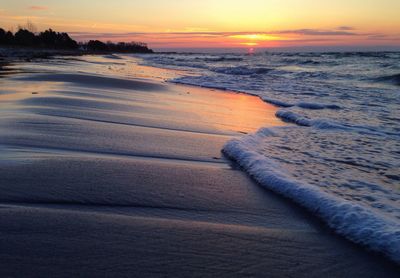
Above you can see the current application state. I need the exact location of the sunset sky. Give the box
[1,0,399,51]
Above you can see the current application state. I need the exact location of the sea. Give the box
[136,51,400,262]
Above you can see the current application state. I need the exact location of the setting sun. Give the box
[241,42,259,46]
[231,33,287,47]
[230,34,282,41]
[0,0,399,51]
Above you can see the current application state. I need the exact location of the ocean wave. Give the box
[296,102,341,110]
[276,110,400,139]
[331,52,394,59]
[293,71,330,79]
[275,109,398,135]
[198,56,243,62]
[276,110,312,126]
[374,73,400,86]
[140,51,400,265]
[264,100,341,110]
[223,128,400,264]
[281,58,322,65]
[261,97,294,108]
[212,66,273,75]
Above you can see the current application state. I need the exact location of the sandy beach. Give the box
[0,55,398,277]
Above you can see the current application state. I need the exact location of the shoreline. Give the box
[0,47,153,64]
[140,52,400,265]
[0,55,398,276]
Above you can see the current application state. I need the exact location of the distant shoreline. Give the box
[0,27,153,61]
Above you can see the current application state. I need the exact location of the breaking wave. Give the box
[138,51,400,263]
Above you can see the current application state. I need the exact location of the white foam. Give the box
[223,127,400,264]
[139,52,400,263]
[261,97,294,108]
[275,110,312,126]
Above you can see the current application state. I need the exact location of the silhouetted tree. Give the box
[38,29,78,49]
[86,40,153,53]
[14,29,37,46]
[0,28,6,44]
[104,41,153,53]
[87,40,108,51]
[5,31,14,44]
[0,26,152,53]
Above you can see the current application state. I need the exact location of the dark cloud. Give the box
[367,33,400,41]
[337,26,355,31]
[275,29,358,36]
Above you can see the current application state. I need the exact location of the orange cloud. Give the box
[28,6,48,11]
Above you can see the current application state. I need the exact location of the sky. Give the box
[1,0,399,51]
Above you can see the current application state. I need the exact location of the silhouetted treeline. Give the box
[0,28,78,49]
[85,40,153,53]
[0,28,153,53]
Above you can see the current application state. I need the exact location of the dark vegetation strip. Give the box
[0,27,153,54]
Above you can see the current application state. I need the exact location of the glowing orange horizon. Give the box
[0,0,399,50]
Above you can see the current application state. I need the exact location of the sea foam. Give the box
[223,127,400,263]
[138,51,400,264]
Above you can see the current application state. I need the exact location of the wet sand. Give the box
[0,55,398,277]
